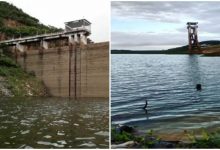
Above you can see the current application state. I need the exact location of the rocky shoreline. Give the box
[111,125,184,148]
[111,125,220,148]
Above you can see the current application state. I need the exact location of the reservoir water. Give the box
[111,54,220,135]
[0,97,109,148]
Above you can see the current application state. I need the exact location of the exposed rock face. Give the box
[3,19,24,28]
[0,33,6,41]
[0,2,62,41]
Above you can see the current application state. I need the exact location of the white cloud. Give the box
[111,1,220,50]
[111,31,188,50]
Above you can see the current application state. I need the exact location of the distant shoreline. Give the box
[111,49,189,54]
[111,50,220,56]
[111,50,166,54]
[111,40,220,55]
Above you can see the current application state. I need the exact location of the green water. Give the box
[0,97,109,148]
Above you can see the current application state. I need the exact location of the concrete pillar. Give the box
[74,34,78,43]
[42,40,48,49]
[80,32,87,44]
[16,43,25,52]
[68,35,75,44]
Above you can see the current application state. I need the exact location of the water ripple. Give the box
[112,54,220,133]
[0,97,108,148]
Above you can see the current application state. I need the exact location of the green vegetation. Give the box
[0,1,38,26]
[0,55,48,97]
[186,129,220,148]
[165,45,188,54]
[0,2,56,97]
[0,1,62,39]
[111,128,160,148]
[112,130,135,142]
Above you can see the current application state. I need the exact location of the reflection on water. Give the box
[0,97,109,148]
[111,54,220,134]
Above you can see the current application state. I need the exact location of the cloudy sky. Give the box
[111,1,220,50]
[4,0,109,42]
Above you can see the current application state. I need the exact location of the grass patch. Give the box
[0,56,18,68]
[186,129,220,148]
[111,129,135,143]
[111,128,158,148]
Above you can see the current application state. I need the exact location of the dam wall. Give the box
[12,42,109,98]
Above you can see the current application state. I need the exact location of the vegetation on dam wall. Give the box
[0,53,48,97]
[0,1,60,97]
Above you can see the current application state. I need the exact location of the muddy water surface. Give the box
[0,97,109,148]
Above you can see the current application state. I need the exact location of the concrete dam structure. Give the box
[0,19,109,98]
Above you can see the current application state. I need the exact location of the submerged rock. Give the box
[116,125,134,134]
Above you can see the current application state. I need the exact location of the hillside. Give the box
[165,40,220,54]
[0,1,62,40]
[0,1,54,97]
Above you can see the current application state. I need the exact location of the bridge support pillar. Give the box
[68,35,75,44]
[74,34,79,43]
[80,32,87,44]
[16,43,25,52]
[42,40,48,49]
